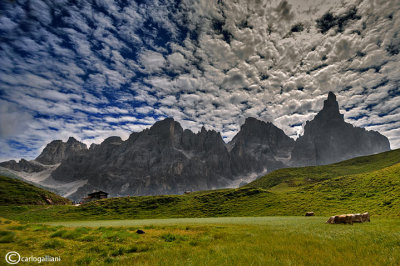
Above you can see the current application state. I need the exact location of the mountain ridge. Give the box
[0,92,391,200]
[291,92,390,166]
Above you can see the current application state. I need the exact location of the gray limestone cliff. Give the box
[51,118,234,200]
[0,92,391,200]
[0,159,45,173]
[290,92,391,166]
[35,137,88,165]
[228,117,295,175]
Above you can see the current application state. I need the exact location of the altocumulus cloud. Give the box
[0,0,399,161]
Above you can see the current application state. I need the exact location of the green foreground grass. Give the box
[44,216,327,227]
[1,217,399,265]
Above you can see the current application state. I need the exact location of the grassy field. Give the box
[1,216,399,265]
[44,216,322,227]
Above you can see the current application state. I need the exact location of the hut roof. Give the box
[88,191,108,197]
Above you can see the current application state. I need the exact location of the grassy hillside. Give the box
[247,148,400,190]
[0,149,399,222]
[0,175,70,205]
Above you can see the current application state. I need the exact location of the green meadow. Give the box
[1,217,400,265]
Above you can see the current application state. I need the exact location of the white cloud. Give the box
[139,50,166,73]
[167,52,186,68]
[0,0,399,160]
[0,100,33,138]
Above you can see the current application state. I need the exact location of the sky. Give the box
[0,0,399,161]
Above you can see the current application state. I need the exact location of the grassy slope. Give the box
[1,217,399,265]
[247,148,400,190]
[0,149,399,222]
[0,175,70,205]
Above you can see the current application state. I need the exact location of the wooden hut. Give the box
[82,191,108,203]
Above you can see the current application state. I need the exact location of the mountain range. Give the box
[0,92,390,200]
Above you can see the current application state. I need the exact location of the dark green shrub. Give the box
[126,246,138,253]
[80,235,96,242]
[51,229,67,238]
[161,233,176,242]
[88,245,105,253]
[110,247,125,257]
[61,231,81,240]
[42,239,65,249]
[75,256,94,265]
[0,230,16,243]
[7,225,29,230]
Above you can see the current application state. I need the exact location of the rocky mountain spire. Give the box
[314,91,343,122]
[291,92,390,166]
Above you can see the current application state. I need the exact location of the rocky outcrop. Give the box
[291,92,390,166]
[51,118,234,200]
[35,137,87,165]
[228,117,295,175]
[52,117,298,200]
[0,159,45,173]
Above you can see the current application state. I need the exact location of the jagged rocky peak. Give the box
[146,117,185,146]
[197,126,226,152]
[314,91,343,122]
[149,117,181,135]
[0,158,46,173]
[195,125,219,139]
[150,117,179,132]
[240,117,273,134]
[67,136,78,143]
[231,117,294,147]
[229,117,295,175]
[291,91,390,166]
[89,143,98,150]
[66,137,88,151]
[325,91,339,111]
[179,125,224,153]
[51,116,233,200]
[102,136,123,145]
[35,137,87,165]
[87,136,123,153]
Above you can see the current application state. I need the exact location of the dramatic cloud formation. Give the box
[0,0,399,161]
